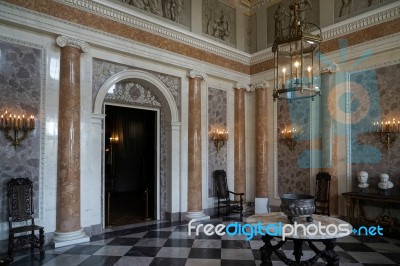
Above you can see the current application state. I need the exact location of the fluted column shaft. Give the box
[255,88,268,197]
[188,76,203,212]
[234,88,246,200]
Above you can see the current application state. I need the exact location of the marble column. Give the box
[255,83,269,197]
[234,84,247,201]
[53,36,90,247]
[186,70,209,221]
[320,66,338,215]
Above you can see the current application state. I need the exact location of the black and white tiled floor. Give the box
[4,217,400,266]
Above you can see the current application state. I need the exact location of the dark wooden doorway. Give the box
[105,105,157,226]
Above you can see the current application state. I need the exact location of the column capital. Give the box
[235,82,251,91]
[321,63,338,74]
[56,35,90,53]
[252,81,271,90]
[188,70,208,80]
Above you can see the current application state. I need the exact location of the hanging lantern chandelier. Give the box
[272,0,322,101]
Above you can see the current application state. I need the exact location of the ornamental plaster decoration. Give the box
[116,0,189,25]
[251,80,271,90]
[56,35,90,52]
[92,59,181,115]
[235,82,251,91]
[203,0,236,45]
[105,82,162,107]
[50,0,249,64]
[189,70,208,81]
[321,63,339,74]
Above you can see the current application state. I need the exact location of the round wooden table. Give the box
[246,212,352,266]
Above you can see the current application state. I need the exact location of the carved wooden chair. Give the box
[7,178,45,262]
[314,172,331,216]
[213,170,244,219]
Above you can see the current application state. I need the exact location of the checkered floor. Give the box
[5,217,400,266]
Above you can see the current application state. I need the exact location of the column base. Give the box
[186,211,210,222]
[53,228,90,248]
[255,198,270,214]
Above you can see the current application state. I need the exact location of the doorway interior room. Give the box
[105,104,157,227]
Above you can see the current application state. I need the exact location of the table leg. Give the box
[293,239,304,263]
[322,239,339,266]
[345,196,351,223]
[260,235,274,266]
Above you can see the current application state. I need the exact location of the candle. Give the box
[307,66,312,83]
[282,67,286,82]
[17,115,20,130]
[294,61,300,79]
[0,115,3,128]
[13,115,17,130]
[30,115,35,129]
[22,115,26,128]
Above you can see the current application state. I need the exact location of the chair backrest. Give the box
[213,170,229,198]
[315,172,331,203]
[7,178,34,223]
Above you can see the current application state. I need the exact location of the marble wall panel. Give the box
[0,40,42,221]
[277,99,311,196]
[267,0,320,47]
[202,0,236,47]
[114,0,191,28]
[350,64,400,191]
[208,87,227,197]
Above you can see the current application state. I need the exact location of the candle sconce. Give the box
[369,119,400,149]
[280,127,301,151]
[0,110,35,148]
[210,128,229,152]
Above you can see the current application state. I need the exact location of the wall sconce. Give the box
[280,127,300,151]
[210,128,228,152]
[109,136,119,144]
[0,110,35,148]
[370,119,400,149]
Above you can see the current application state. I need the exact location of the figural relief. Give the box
[121,0,184,23]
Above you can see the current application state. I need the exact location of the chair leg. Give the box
[239,196,243,219]
[31,230,35,256]
[39,228,45,259]
[8,232,14,262]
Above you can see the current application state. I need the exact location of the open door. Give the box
[104,104,157,227]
